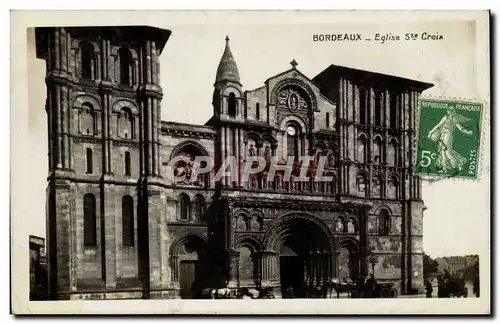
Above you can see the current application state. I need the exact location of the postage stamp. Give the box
[416,98,483,179]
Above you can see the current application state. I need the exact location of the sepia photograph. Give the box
[11,10,490,314]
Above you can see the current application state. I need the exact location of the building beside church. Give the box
[30,235,47,300]
[36,25,433,300]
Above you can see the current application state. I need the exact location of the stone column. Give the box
[235,128,240,188]
[169,255,179,281]
[227,249,240,288]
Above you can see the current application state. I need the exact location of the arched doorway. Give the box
[170,235,206,299]
[265,215,335,298]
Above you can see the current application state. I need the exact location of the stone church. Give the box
[36,26,433,300]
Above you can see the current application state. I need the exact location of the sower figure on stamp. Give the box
[427,107,473,173]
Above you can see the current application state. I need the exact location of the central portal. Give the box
[273,216,334,299]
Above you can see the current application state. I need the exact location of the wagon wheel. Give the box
[390,288,398,298]
[380,287,391,298]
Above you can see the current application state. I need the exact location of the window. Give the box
[228,93,237,117]
[390,139,399,166]
[124,152,131,176]
[372,174,383,197]
[286,124,299,161]
[81,41,94,80]
[122,196,134,246]
[118,48,132,86]
[119,109,134,139]
[375,92,382,127]
[193,195,205,221]
[378,210,390,236]
[80,103,95,135]
[390,93,398,129]
[359,89,367,125]
[326,112,330,128]
[357,135,367,163]
[374,137,383,164]
[255,103,260,120]
[86,148,93,174]
[179,194,190,220]
[356,173,367,197]
[83,194,97,246]
[388,176,399,199]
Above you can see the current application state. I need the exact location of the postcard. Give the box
[11,10,490,314]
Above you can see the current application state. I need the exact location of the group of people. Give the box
[425,268,480,298]
[357,273,378,298]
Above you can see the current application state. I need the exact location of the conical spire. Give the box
[215,36,241,84]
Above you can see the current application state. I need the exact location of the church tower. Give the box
[211,36,245,189]
[212,36,243,119]
[36,26,171,300]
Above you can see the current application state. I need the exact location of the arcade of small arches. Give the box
[176,193,208,222]
[75,39,140,87]
[356,133,400,166]
[74,96,138,140]
[356,170,400,199]
[168,138,341,195]
[357,88,401,129]
[234,210,264,232]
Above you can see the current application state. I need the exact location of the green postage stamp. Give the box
[416,98,483,179]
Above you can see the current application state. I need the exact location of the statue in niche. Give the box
[336,218,345,233]
[250,216,260,231]
[347,219,356,233]
[236,216,246,231]
[275,174,283,190]
[262,172,269,189]
[264,145,271,160]
[248,144,256,157]
[289,93,299,111]
[327,152,336,168]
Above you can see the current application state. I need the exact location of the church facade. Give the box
[36,26,433,300]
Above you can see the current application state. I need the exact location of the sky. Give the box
[24,12,490,259]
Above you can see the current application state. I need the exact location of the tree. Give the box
[423,253,439,279]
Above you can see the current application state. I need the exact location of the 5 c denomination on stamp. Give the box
[416,98,483,179]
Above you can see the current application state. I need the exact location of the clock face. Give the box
[287,126,296,136]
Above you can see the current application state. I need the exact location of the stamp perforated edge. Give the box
[414,95,489,182]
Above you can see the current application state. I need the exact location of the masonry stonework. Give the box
[38,26,432,300]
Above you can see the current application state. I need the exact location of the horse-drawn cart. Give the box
[373,282,398,298]
[328,280,398,299]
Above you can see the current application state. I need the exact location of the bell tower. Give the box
[212,36,243,119]
[36,26,171,299]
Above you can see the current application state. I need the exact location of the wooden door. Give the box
[180,261,199,299]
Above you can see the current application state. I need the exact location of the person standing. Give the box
[425,278,433,298]
[437,275,446,298]
[473,276,480,297]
